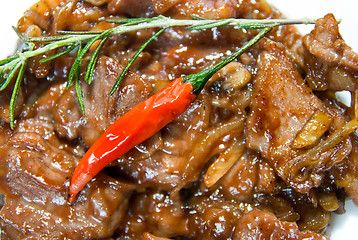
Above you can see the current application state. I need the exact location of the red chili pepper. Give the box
[69,27,271,202]
[69,78,195,202]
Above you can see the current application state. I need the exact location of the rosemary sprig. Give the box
[0,15,318,128]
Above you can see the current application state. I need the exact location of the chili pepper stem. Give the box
[182,27,273,94]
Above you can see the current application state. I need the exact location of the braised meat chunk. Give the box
[232,209,328,240]
[0,118,135,239]
[0,0,358,239]
[246,39,352,194]
[303,14,358,91]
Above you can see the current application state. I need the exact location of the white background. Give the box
[0,0,357,239]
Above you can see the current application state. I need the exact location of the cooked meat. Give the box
[53,56,152,146]
[304,14,358,72]
[117,190,190,239]
[246,39,325,162]
[219,151,277,202]
[187,187,245,239]
[0,118,134,239]
[0,0,357,239]
[303,14,358,91]
[113,94,211,190]
[333,141,358,205]
[1,175,134,239]
[232,209,328,240]
[245,39,352,193]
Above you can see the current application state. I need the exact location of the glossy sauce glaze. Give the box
[0,0,358,239]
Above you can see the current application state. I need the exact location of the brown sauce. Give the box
[1,0,358,239]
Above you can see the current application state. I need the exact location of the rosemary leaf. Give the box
[9,61,26,129]
[12,26,26,42]
[39,44,77,63]
[0,56,19,66]
[110,27,167,96]
[85,30,113,84]
[67,43,82,89]
[84,38,106,84]
[0,61,22,91]
[190,15,206,20]
[75,69,85,114]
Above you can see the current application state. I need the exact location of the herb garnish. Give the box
[0,15,317,128]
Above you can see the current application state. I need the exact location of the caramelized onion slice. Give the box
[173,116,245,193]
[317,191,340,212]
[292,111,332,149]
[287,118,358,183]
[204,139,245,188]
[143,232,171,240]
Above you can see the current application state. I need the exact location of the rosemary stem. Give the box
[109,17,318,32]
[0,34,95,73]
[23,35,94,59]
[1,17,318,73]
[110,17,318,34]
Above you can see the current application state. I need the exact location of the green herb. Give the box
[0,15,318,128]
